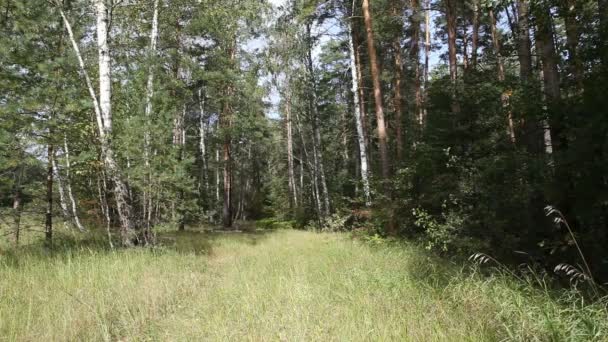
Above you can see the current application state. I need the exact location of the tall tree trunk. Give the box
[96,0,134,246]
[11,168,23,247]
[423,0,431,127]
[198,89,209,203]
[222,125,232,228]
[306,22,331,218]
[221,42,237,229]
[294,104,322,219]
[174,104,186,231]
[599,0,608,67]
[516,0,533,81]
[534,3,562,153]
[143,0,160,238]
[216,146,220,205]
[392,2,404,163]
[353,30,370,155]
[489,8,516,143]
[410,0,423,131]
[45,142,54,249]
[285,94,298,209]
[471,0,480,69]
[348,5,372,206]
[445,0,460,114]
[562,0,583,91]
[516,0,543,153]
[362,0,390,182]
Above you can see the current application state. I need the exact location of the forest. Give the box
[1,0,608,340]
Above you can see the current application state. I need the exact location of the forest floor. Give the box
[0,228,606,341]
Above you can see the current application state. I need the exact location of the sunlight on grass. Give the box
[0,229,606,341]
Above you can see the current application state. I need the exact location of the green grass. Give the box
[0,229,606,341]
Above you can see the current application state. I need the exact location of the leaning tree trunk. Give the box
[348,5,372,206]
[362,0,391,183]
[61,1,133,245]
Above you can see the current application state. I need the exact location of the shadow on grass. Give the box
[157,225,273,253]
[0,225,275,268]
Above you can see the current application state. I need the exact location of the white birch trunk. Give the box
[285,95,298,208]
[62,2,133,243]
[198,89,209,195]
[143,0,160,232]
[348,18,372,206]
[52,158,71,228]
[96,0,134,245]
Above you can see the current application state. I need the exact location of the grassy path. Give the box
[0,230,605,341]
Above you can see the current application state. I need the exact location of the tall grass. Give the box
[0,229,606,341]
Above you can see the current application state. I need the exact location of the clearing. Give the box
[0,229,605,341]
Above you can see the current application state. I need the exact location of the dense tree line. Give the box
[2,0,608,282]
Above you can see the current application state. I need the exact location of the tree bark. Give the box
[489,8,516,143]
[348,5,372,206]
[471,0,480,69]
[63,137,85,232]
[305,22,331,218]
[96,0,134,246]
[45,141,54,249]
[411,0,423,131]
[516,0,533,82]
[445,0,460,114]
[294,103,322,220]
[599,0,608,67]
[353,30,370,156]
[423,0,431,127]
[198,89,209,201]
[392,2,404,163]
[11,169,23,247]
[362,0,391,182]
[221,43,236,229]
[285,94,298,209]
[562,0,583,90]
[143,0,160,237]
[53,156,71,228]
[515,0,543,153]
[534,3,562,153]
